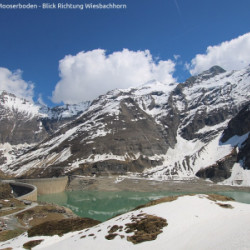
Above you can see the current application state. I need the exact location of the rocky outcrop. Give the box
[238,134,250,170]
[180,66,242,141]
[221,102,250,170]
[196,102,250,181]
[196,148,238,182]
[221,102,250,143]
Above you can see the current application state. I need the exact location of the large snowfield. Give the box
[1,194,250,250]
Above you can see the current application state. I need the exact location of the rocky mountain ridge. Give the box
[0,65,250,185]
[0,90,90,144]
[0,91,89,166]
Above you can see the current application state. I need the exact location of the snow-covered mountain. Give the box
[0,91,47,145]
[0,90,90,143]
[0,91,90,166]
[39,102,90,120]
[1,65,250,185]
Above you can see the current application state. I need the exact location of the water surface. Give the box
[38,190,250,222]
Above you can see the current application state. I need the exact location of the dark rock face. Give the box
[72,156,162,176]
[180,80,240,142]
[221,102,250,143]
[159,92,182,148]
[222,102,250,170]
[197,102,250,181]
[196,149,238,182]
[41,117,76,136]
[0,117,46,145]
[238,134,250,170]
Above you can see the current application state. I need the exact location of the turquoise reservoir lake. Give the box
[38,190,250,222]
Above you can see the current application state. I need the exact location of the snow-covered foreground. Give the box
[1,194,250,250]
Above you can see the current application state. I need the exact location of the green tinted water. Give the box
[38,190,250,222]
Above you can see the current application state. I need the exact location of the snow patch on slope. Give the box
[221,162,250,186]
[0,143,34,165]
[144,131,250,181]
[0,90,90,121]
[143,132,233,180]
[133,81,176,119]
[219,132,250,187]
[222,132,249,148]
[196,119,230,134]
[41,102,90,120]
[0,91,42,119]
[64,153,141,173]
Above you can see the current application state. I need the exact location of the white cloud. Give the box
[37,93,46,106]
[188,32,250,75]
[173,54,181,61]
[0,67,34,101]
[52,49,176,104]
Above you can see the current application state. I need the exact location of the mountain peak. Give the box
[204,65,226,75]
[197,65,226,81]
[185,65,226,86]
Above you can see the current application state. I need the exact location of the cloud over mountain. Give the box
[188,32,250,75]
[52,49,176,104]
[0,67,34,101]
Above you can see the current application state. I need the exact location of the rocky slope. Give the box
[196,102,250,185]
[0,91,47,145]
[0,91,89,166]
[0,65,250,184]
[0,91,90,145]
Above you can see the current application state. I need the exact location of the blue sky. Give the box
[0,0,250,105]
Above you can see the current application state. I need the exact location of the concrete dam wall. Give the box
[9,181,37,201]
[19,176,68,195]
[3,176,68,201]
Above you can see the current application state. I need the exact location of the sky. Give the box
[0,0,250,106]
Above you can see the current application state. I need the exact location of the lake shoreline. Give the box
[67,176,250,193]
[39,176,250,222]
